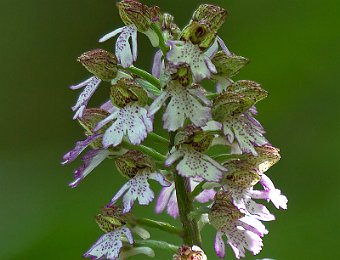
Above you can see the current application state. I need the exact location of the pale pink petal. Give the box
[152,50,163,78]
[155,183,174,214]
[62,134,101,164]
[215,230,226,258]
[69,149,110,188]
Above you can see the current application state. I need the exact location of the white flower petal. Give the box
[84,227,133,260]
[111,171,169,213]
[99,27,124,42]
[159,82,211,131]
[101,105,152,147]
[71,76,101,119]
[167,41,215,82]
[115,25,138,68]
[174,148,225,182]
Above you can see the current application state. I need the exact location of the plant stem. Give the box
[169,132,202,247]
[126,66,160,88]
[136,218,182,236]
[134,240,178,253]
[151,24,170,56]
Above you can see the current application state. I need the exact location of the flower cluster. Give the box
[62,1,287,259]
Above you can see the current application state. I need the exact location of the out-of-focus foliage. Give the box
[0,0,339,259]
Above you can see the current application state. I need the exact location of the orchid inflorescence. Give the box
[62,1,287,259]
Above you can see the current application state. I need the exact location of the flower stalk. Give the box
[136,218,182,236]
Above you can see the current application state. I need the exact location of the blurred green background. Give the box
[1,0,339,259]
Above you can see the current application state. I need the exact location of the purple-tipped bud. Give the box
[110,79,148,108]
[212,51,249,78]
[115,150,155,179]
[117,0,160,32]
[77,49,118,81]
[192,4,227,32]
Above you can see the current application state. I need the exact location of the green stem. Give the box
[126,66,160,88]
[151,24,170,56]
[134,240,178,253]
[169,132,202,247]
[123,142,166,162]
[136,218,182,236]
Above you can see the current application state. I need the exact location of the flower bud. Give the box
[117,0,160,32]
[212,81,268,122]
[224,159,261,188]
[212,51,249,78]
[246,145,281,173]
[95,205,133,232]
[180,21,216,50]
[192,4,227,32]
[173,245,207,260]
[227,80,268,104]
[175,125,213,152]
[78,108,110,134]
[110,79,148,108]
[209,191,244,229]
[77,49,118,81]
[162,13,181,40]
[115,150,155,179]
[212,92,254,122]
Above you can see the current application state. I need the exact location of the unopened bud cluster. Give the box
[62,1,287,259]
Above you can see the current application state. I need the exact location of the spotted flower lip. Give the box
[84,226,133,260]
[165,145,227,182]
[70,76,102,119]
[110,170,170,213]
[166,40,217,82]
[221,108,269,156]
[95,104,153,147]
[148,81,211,131]
[209,192,267,259]
[99,24,138,68]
